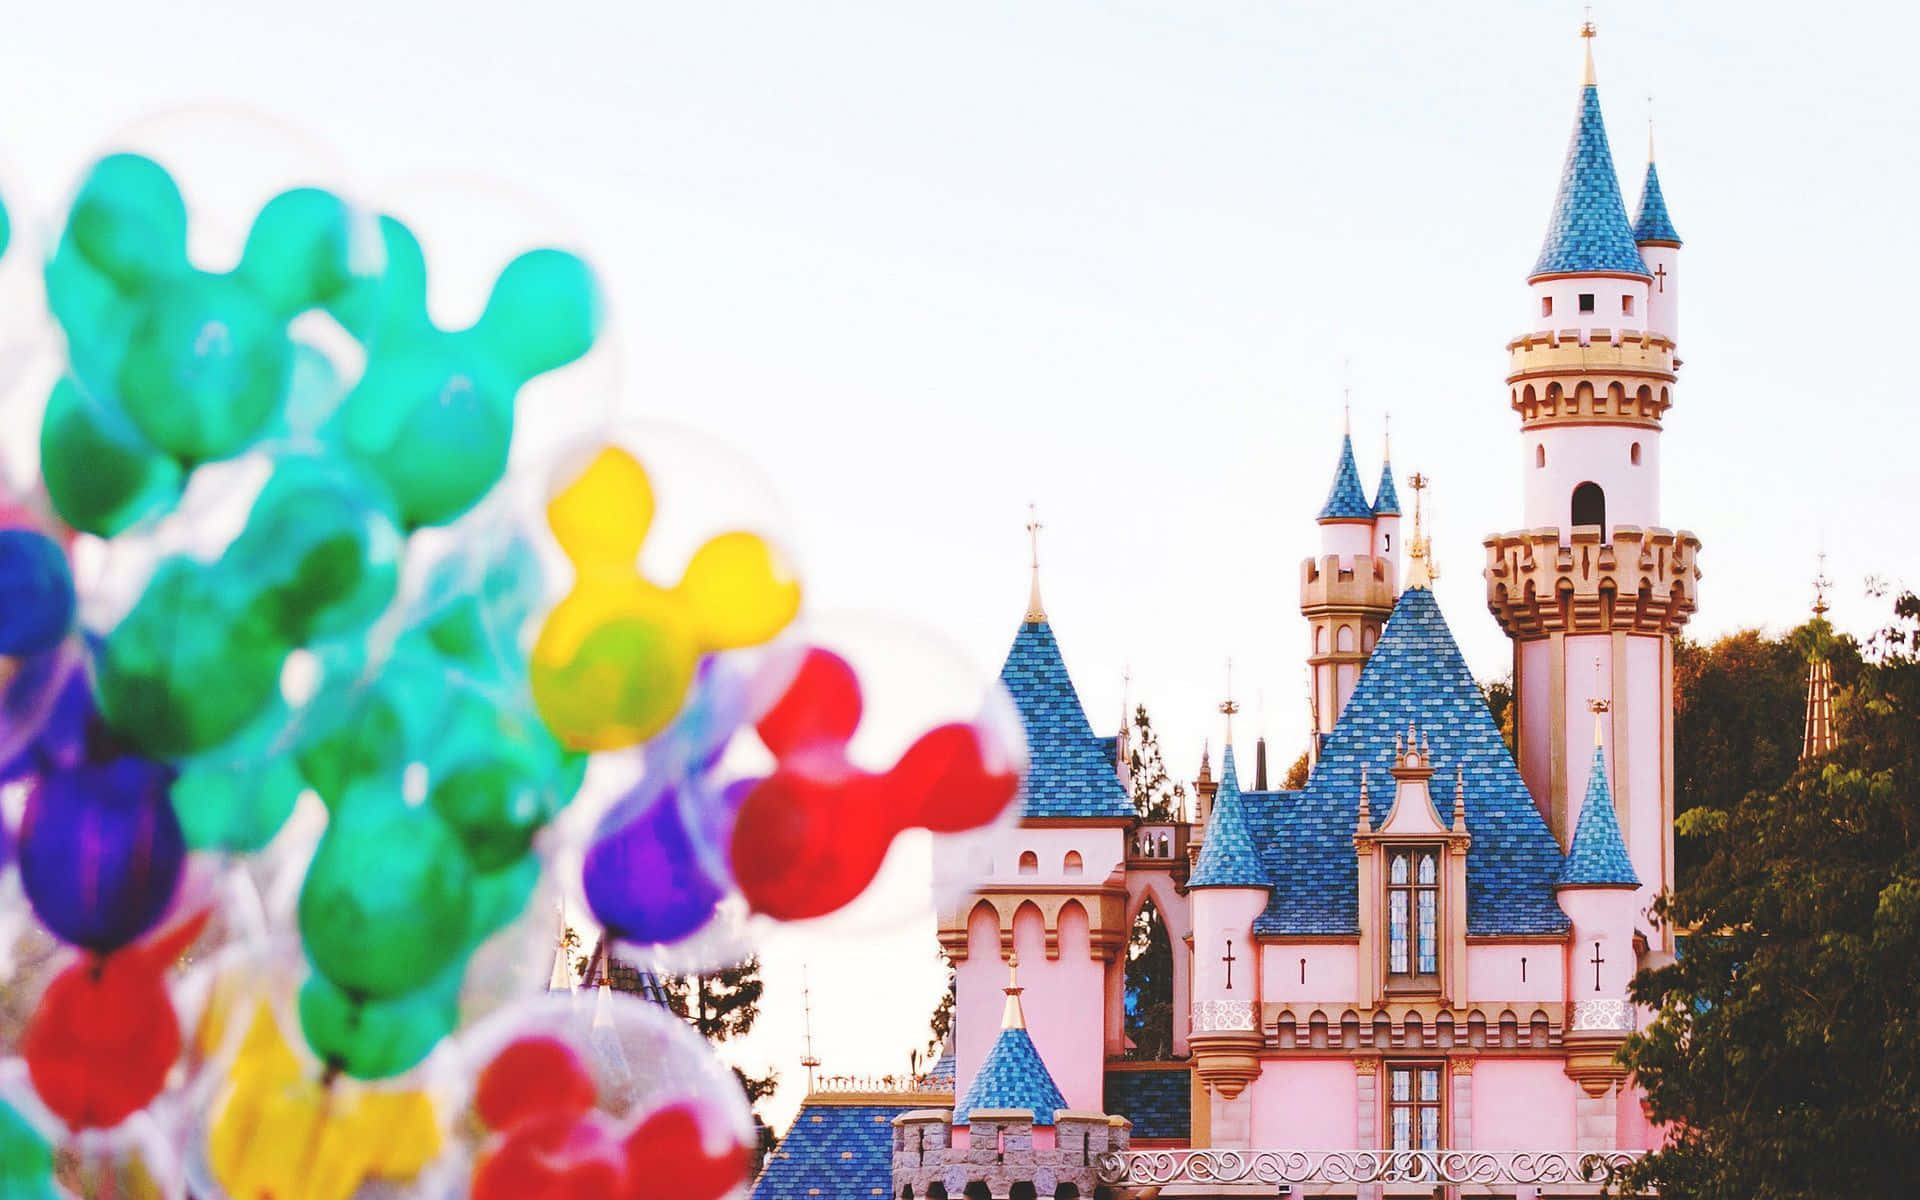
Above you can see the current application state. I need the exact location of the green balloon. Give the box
[116,274,292,463]
[173,751,302,852]
[58,153,189,296]
[38,376,183,536]
[0,1100,56,1200]
[466,853,541,946]
[298,959,462,1081]
[224,458,401,644]
[98,557,290,756]
[341,349,513,528]
[430,758,556,873]
[235,187,362,318]
[298,796,473,1000]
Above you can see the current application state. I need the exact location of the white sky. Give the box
[3,0,1916,1134]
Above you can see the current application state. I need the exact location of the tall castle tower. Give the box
[1301,424,1400,752]
[1483,25,1700,950]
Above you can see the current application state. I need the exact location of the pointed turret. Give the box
[1189,745,1267,889]
[1530,26,1649,280]
[954,955,1068,1126]
[1556,729,1640,889]
[1802,563,1838,761]
[1318,433,1374,522]
[1632,160,1681,247]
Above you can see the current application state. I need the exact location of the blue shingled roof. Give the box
[1372,460,1401,517]
[925,1050,956,1089]
[1104,1068,1191,1141]
[1189,745,1269,889]
[956,1026,1068,1125]
[1531,84,1650,278]
[752,1102,909,1200]
[1318,434,1374,521]
[1632,160,1681,245]
[1557,743,1640,887]
[1247,587,1570,937]
[998,620,1133,820]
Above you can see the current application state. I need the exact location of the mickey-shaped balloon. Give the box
[325,216,600,529]
[42,154,366,535]
[531,446,800,751]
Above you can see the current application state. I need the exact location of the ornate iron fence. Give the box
[1095,1148,1641,1188]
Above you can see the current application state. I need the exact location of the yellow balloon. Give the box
[206,1004,440,1200]
[530,446,800,751]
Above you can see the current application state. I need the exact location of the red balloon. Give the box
[754,648,860,758]
[729,770,891,921]
[892,723,1019,833]
[473,1110,629,1200]
[624,1103,749,1200]
[477,1036,597,1131]
[24,951,179,1129]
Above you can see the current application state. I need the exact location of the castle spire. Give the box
[1802,555,1837,761]
[1405,473,1437,589]
[1581,13,1597,87]
[1372,416,1401,516]
[1220,659,1239,746]
[1531,19,1650,280]
[1024,504,1046,623]
[1319,429,1373,522]
[1001,953,1027,1030]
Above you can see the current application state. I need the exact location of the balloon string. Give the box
[296,1074,338,1184]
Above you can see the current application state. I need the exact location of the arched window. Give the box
[1571,482,1606,530]
[1123,898,1175,1061]
[1630,442,1642,465]
[965,1183,993,1200]
[1017,851,1039,876]
[1337,626,1356,653]
[1063,851,1083,876]
[1055,1185,1082,1200]
[1387,848,1441,980]
[1535,443,1546,468]
[1314,626,1328,654]
[1010,1184,1038,1200]
[927,1186,948,1200]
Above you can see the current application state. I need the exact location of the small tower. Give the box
[1555,705,1642,1114]
[1371,420,1403,568]
[1301,424,1398,747]
[1634,121,1682,344]
[1802,559,1838,761]
[1484,23,1701,949]
[1186,740,1269,1143]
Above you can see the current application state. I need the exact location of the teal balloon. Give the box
[328,217,601,529]
[0,1099,57,1200]
[416,534,542,680]
[116,274,291,462]
[97,557,289,756]
[465,853,541,946]
[297,960,462,1080]
[235,187,363,317]
[0,193,10,261]
[431,756,560,873]
[172,751,302,853]
[298,795,473,1000]
[294,647,444,803]
[56,154,188,298]
[224,457,401,643]
[38,377,182,536]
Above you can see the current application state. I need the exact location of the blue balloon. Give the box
[19,755,185,952]
[0,530,76,657]
[582,777,744,946]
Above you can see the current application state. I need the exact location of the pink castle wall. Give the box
[1011,901,1104,1113]
[1259,943,1358,1007]
[1466,944,1566,1005]
[1245,1060,1357,1147]
[1471,1060,1580,1148]
[1523,424,1661,535]
[955,902,1005,1105]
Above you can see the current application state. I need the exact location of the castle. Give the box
[754,26,1699,1198]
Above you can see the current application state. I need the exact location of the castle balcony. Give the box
[1483,525,1701,640]
[1095,1147,1643,1196]
[1128,823,1189,869]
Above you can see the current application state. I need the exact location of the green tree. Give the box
[1618,591,1920,1199]
[1281,750,1310,790]
[660,961,780,1110]
[925,950,955,1060]
[1123,898,1175,1061]
[1480,674,1516,754]
[1127,704,1185,820]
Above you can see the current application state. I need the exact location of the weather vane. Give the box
[1220,658,1240,744]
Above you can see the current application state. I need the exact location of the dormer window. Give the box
[1387,847,1440,983]
[1578,292,1595,313]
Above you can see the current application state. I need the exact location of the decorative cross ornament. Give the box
[1590,941,1606,992]
[1222,939,1237,991]
[1025,503,1042,568]
[1653,262,1667,293]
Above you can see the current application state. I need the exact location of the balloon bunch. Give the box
[0,119,1027,1199]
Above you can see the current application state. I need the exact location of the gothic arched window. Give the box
[1017,851,1039,875]
[1123,898,1175,1061]
[1571,481,1606,531]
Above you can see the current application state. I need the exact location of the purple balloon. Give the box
[19,755,185,953]
[583,776,749,946]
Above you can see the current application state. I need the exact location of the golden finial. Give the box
[1382,412,1392,461]
[1220,659,1240,746]
[1647,94,1657,162]
[1589,658,1611,746]
[1024,504,1046,624]
[1002,953,1027,1030]
[1406,473,1436,588]
[1812,551,1832,619]
[1581,10,1598,87]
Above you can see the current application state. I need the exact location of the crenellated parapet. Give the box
[1483,525,1702,639]
[1506,329,1677,431]
[892,1109,1130,1199]
[938,882,1130,964]
[1299,554,1396,617]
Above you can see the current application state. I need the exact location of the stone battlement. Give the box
[1483,525,1702,639]
[1505,331,1678,430]
[892,1109,1130,1199]
[1299,554,1396,616]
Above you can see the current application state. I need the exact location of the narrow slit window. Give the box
[1621,294,1636,316]
[1540,296,1553,318]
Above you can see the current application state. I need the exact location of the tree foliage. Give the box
[1123,898,1175,1061]
[1479,674,1516,755]
[1127,704,1185,820]
[660,960,780,1110]
[1619,593,1920,1199]
[925,950,956,1060]
[1281,750,1310,791]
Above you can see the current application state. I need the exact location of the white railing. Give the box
[1570,998,1634,1032]
[1096,1148,1642,1189]
[1191,999,1257,1033]
[811,1073,949,1095]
